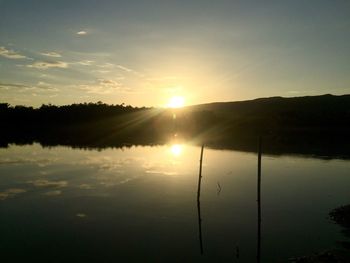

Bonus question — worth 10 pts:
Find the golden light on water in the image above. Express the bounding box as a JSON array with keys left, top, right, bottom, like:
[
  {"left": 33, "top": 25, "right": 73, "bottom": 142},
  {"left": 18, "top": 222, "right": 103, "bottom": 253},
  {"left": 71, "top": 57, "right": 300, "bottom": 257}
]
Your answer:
[
  {"left": 167, "top": 96, "right": 185, "bottom": 108},
  {"left": 170, "top": 144, "right": 183, "bottom": 156}
]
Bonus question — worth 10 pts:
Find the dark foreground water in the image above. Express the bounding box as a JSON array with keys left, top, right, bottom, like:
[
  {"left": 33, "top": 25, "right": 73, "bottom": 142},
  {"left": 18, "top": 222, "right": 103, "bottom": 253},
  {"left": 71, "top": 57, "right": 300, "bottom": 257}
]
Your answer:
[{"left": 0, "top": 143, "right": 349, "bottom": 262}]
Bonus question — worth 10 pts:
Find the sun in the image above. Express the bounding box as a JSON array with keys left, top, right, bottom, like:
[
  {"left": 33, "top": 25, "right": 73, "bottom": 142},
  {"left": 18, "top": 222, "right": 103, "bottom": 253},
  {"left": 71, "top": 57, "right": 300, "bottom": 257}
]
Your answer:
[{"left": 167, "top": 96, "right": 185, "bottom": 108}]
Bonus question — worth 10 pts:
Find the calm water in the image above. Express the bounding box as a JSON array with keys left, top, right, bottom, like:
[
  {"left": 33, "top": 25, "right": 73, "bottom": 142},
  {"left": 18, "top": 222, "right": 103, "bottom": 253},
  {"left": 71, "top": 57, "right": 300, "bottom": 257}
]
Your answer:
[{"left": 0, "top": 143, "right": 349, "bottom": 262}]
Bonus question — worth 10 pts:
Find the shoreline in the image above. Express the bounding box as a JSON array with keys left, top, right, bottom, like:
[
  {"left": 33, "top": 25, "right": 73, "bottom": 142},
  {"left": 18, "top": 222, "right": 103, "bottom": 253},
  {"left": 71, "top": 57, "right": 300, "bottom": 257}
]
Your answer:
[{"left": 289, "top": 205, "right": 350, "bottom": 262}]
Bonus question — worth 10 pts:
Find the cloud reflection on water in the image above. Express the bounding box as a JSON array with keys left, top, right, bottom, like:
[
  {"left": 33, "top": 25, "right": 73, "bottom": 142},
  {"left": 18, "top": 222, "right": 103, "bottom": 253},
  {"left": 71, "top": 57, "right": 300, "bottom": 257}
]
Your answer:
[
  {"left": 0, "top": 188, "right": 27, "bottom": 200},
  {"left": 28, "top": 179, "right": 68, "bottom": 188},
  {"left": 0, "top": 143, "right": 196, "bottom": 201}
]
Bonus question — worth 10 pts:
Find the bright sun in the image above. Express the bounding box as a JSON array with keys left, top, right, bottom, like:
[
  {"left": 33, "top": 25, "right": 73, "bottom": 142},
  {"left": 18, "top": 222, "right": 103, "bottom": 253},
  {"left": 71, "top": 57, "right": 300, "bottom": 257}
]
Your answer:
[{"left": 167, "top": 96, "right": 185, "bottom": 108}]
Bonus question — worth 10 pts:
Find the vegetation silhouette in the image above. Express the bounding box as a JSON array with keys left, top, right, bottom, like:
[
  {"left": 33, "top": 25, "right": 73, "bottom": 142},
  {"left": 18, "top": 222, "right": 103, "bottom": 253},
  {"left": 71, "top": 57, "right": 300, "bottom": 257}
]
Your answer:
[{"left": 1, "top": 94, "right": 350, "bottom": 158}]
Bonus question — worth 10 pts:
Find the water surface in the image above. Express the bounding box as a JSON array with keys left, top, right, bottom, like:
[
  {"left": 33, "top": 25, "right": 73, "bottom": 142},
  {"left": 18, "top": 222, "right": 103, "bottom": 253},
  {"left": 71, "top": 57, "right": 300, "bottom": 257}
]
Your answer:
[{"left": 0, "top": 143, "right": 349, "bottom": 262}]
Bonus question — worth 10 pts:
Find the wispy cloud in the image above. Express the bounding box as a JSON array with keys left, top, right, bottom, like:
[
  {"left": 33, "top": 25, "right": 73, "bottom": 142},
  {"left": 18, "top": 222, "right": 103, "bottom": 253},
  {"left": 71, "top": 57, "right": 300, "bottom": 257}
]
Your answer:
[
  {"left": 0, "top": 82, "right": 31, "bottom": 90},
  {"left": 37, "top": 81, "right": 50, "bottom": 87},
  {"left": 99, "top": 79, "right": 120, "bottom": 86},
  {"left": 75, "top": 60, "right": 94, "bottom": 66},
  {"left": 79, "top": 85, "right": 111, "bottom": 95},
  {"left": 77, "top": 31, "right": 87, "bottom": 35},
  {"left": 117, "top": 64, "right": 144, "bottom": 77},
  {"left": 27, "top": 61, "right": 68, "bottom": 69},
  {"left": 0, "top": 46, "right": 27, "bottom": 59},
  {"left": 91, "top": 69, "right": 111, "bottom": 74},
  {"left": 79, "top": 79, "right": 123, "bottom": 94},
  {"left": 117, "top": 65, "right": 133, "bottom": 72},
  {"left": 37, "top": 81, "right": 59, "bottom": 91},
  {"left": 98, "top": 63, "right": 115, "bottom": 69},
  {"left": 0, "top": 81, "right": 58, "bottom": 92},
  {"left": 40, "top": 51, "right": 62, "bottom": 58}
]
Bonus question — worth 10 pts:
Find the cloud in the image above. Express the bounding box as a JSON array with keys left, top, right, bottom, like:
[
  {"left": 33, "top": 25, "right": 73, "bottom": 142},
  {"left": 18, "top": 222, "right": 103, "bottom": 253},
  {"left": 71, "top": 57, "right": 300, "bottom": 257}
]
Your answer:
[
  {"left": 76, "top": 60, "right": 94, "bottom": 66},
  {"left": 0, "top": 46, "right": 27, "bottom": 59},
  {"left": 37, "top": 81, "right": 49, "bottom": 87},
  {"left": 0, "top": 82, "right": 30, "bottom": 90},
  {"left": 117, "top": 64, "right": 144, "bottom": 77},
  {"left": 27, "top": 61, "right": 68, "bottom": 69},
  {"left": 77, "top": 31, "right": 87, "bottom": 35},
  {"left": 36, "top": 81, "right": 59, "bottom": 91},
  {"left": 0, "top": 188, "right": 26, "bottom": 200},
  {"left": 91, "top": 69, "right": 111, "bottom": 74},
  {"left": 40, "top": 51, "right": 62, "bottom": 58},
  {"left": 99, "top": 79, "right": 120, "bottom": 86},
  {"left": 117, "top": 65, "right": 133, "bottom": 72},
  {"left": 80, "top": 85, "right": 115, "bottom": 95},
  {"left": 0, "top": 81, "right": 58, "bottom": 92},
  {"left": 97, "top": 63, "right": 141, "bottom": 76},
  {"left": 79, "top": 79, "right": 122, "bottom": 94},
  {"left": 98, "top": 63, "right": 115, "bottom": 69}
]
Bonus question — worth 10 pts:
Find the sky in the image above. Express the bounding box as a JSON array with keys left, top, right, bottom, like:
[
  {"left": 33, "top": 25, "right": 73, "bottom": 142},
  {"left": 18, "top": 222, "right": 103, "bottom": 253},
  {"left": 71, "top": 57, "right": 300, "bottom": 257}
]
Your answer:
[{"left": 0, "top": 0, "right": 349, "bottom": 107}]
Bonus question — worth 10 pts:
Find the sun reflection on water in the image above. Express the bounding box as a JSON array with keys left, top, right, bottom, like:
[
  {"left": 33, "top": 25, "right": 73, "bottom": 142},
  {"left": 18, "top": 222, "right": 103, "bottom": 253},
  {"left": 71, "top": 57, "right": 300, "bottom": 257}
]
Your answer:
[{"left": 170, "top": 144, "right": 183, "bottom": 157}]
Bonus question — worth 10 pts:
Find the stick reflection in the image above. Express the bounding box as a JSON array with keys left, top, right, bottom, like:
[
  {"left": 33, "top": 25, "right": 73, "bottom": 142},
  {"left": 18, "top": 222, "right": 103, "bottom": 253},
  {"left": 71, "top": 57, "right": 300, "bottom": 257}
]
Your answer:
[
  {"left": 257, "top": 137, "right": 262, "bottom": 263},
  {"left": 197, "top": 145, "right": 204, "bottom": 255}
]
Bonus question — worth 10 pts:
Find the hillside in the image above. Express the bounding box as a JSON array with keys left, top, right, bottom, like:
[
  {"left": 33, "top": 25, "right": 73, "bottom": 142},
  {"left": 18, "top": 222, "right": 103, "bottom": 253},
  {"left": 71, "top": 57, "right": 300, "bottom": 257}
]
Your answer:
[
  {"left": 182, "top": 93, "right": 350, "bottom": 136},
  {"left": 1, "top": 94, "right": 350, "bottom": 157},
  {"left": 188, "top": 94, "right": 350, "bottom": 129}
]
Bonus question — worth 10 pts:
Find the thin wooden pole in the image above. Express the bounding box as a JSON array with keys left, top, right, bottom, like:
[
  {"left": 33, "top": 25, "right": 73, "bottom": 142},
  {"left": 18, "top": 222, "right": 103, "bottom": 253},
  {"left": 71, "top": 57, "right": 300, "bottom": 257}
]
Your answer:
[
  {"left": 197, "top": 145, "right": 204, "bottom": 201},
  {"left": 257, "top": 137, "right": 262, "bottom": 263},
  {"left": 197, "top": 144, "right": 204, "bottom": 255}
]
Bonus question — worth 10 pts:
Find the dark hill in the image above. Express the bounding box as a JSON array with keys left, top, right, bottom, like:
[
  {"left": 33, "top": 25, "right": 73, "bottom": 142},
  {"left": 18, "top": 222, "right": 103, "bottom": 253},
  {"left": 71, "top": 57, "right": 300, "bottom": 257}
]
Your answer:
[
  {"left": 177, "top": 94, "right": 350, "bottom": 156},
  {"left": 184, "top": 94, "right": 350, "bottom": 134},
  {"left": 188, "top": 94, "right": 350, "bottom": 127},
  {"left": 1, "top": 94, "right": 350, "bottom": 158}
]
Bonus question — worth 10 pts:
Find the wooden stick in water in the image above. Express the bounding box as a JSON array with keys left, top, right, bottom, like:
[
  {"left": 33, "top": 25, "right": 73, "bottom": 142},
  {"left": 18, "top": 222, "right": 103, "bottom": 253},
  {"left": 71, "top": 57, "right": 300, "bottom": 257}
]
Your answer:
[{"left": 197, "top": 145, "right": 204, "bottom": 200}]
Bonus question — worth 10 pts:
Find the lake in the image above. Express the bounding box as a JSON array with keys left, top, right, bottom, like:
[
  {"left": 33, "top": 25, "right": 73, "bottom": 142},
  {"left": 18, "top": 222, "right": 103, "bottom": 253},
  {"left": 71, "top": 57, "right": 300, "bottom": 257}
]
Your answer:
[{"left": 0, "top": 143, "right": 349, "bottom": 262}]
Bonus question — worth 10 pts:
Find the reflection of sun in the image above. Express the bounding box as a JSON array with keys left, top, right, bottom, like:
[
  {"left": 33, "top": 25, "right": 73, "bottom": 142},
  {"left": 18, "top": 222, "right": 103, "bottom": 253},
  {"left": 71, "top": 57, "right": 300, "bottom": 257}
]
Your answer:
[
  {"left": 170, "top": 144, "right": 182, "bottom": 156},
  {"left": 167, "top": 96, "right": 185, "bottom": 108}
]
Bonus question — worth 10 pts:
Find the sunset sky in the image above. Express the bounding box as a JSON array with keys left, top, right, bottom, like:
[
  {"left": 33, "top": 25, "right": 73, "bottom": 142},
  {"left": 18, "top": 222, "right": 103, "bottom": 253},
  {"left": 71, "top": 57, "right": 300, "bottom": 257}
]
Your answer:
[{"left": 0, "top": 0, "right": 349, "bottom": 107}]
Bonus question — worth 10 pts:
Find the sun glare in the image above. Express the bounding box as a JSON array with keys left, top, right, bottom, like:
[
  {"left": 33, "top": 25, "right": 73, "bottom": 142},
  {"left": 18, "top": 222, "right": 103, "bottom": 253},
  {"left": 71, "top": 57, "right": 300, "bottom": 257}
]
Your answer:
[
  {"left": 167, "top": 96, "right": 185, "bottom": 108},
  {"left": 170, "top": 144, "right": 183, "bottom": 156}
]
